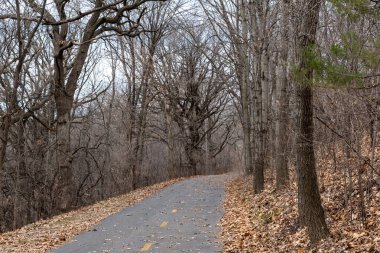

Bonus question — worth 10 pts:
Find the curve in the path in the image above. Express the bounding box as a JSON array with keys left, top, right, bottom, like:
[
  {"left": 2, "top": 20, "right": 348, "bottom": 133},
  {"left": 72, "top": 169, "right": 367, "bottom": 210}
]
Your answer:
[{"left": 52, "top": 174, "right": 228, "bottom": 253}]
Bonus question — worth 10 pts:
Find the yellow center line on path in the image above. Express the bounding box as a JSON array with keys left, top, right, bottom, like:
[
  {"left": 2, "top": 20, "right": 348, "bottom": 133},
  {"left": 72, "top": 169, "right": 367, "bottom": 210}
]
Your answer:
[
  {"left": 160, "top": 221, "right": 169, "bottom": 228},
  {"left": 140, "top": 242, "right": 153, "bottom": 252},
  {"left": 171, "top": 209, "right": 177, "bottom": 213}
]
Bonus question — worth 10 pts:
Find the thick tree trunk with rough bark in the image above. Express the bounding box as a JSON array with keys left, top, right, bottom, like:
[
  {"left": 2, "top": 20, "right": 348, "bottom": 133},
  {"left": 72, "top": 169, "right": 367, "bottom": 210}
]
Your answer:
[
  {"left": 249, "top": 0, "right": 268, "bottom": 194},
  {"left": 295, "top": 0, "right": 329, "bottom": 244},
  {"left": 185, "top": 144, "right": 202, "bottom": 176},
  {"left": 296, "top": 85, "right": 329, "bottom": 244},
  {"left": 51, "top": 4, "right": 100, "bottom": 211},
  {"left": 53, "top": 47, "right": 90, "bottom": 211},
  {"left": 54, "top": 94, "right": 74, "bottom": 212},
  {"left": 52, "top": 38, "right": 75, "bottom": 212}
]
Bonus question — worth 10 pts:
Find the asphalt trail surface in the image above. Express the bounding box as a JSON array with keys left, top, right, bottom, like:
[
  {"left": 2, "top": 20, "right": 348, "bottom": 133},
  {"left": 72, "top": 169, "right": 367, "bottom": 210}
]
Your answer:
[{"left": 52, "top": 175, "right": 228, "bottom": 253}]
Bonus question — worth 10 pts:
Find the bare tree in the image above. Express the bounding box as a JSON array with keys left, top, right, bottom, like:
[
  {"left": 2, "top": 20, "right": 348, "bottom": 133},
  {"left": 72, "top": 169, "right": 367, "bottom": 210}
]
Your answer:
[
  {"left": 200, "top": 0, "right": 254, "bottom": 175},
  {"left": 155, "top": 24, "right": 232, "bottom": 175},
  {"left": 3, "top": 0, "right": 167, "bottom": 212}
]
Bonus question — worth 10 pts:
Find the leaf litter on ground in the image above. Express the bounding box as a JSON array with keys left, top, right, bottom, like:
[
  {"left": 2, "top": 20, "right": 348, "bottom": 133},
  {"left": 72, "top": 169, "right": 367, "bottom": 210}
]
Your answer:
[
  {"left": 0, "top": 177, "right": 185, "bottom": 253},
  {"left": 221, "top": 148, "right": 380, "bottom": 252}
]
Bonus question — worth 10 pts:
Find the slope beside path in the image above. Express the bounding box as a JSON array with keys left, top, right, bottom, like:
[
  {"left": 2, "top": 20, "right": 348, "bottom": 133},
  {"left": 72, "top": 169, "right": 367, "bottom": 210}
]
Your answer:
[{"left": 52, "top": 175, "right": 229, "bottom": 253}]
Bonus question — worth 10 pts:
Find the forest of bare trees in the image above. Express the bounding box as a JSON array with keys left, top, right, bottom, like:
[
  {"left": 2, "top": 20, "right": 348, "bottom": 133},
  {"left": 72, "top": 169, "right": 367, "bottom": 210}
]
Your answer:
[{"left": 0, "top": 0, "right": 379, "bottom": 247}]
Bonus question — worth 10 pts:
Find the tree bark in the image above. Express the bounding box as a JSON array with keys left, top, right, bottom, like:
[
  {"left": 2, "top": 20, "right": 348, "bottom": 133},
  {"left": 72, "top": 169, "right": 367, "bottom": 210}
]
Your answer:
[
  {"left": 0, "top": 116, "right": 12, "bottom": 232},
  {"left": 295, "top": 0, "right": 329, "bottom": 244},
  {"left": 240, "top": 0, "right": 253, "bottom": 175},
  {"left": 54, "top": 95, "right": 74, "bottom": 212},
  {"left": 249, "top": 0, "right": 268, "bottom": 194},
  {"left": 166, "top": 110, "right": 177, "bottom": 179},
  {"left": 13, "top": 119, "right": 30, "bottom": 229},
  {"left": 276, "top": 0, "right": 291, "bottom": 190},
  {"left": 51, "top": 3, "right": 101, "bottom": 211},
  {"left": 52, "top": 38, "right": 75, "bottom": 212},
  {"left": 253, "top": 53, "right": 265, "bottom": 193},
  {"left": 131, "top": 42, "right": 156, "bottom": 190}
]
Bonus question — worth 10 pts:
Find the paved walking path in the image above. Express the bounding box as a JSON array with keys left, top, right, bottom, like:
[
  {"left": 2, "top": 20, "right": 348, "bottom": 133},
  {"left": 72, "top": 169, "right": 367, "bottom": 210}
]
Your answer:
[{"left": 52, "top": 175, "right": 228, "bottom": 253}]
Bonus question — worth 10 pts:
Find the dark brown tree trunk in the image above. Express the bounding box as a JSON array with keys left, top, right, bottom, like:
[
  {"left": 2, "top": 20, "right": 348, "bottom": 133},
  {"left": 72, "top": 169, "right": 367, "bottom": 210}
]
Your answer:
[
  {"left": 296, "top": 85, "right": 329, "bottom": 244},
  {"left": 295, "top": 0, "right": 329, "bottom": 244}
]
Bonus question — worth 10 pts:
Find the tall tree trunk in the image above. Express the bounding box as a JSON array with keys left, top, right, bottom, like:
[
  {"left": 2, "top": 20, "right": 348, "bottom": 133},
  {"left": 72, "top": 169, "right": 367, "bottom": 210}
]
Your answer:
[
  {"left": 13, "top": 119, "right": 30, "bottom": 229},
  {"left": 370, "top": 105, "right": 378, "bottom": 182},
  {"left": 0, "top": 118, "right": 11, "bottom": 174},
  {"left": 131, "top": 84, "right": 147, "bottom": 190},
  {"left": 205, "top": 117, "right": 215, "bottom": 175},
  {"left": 102, "top": 58, "right": 117, "bottom": 198},
  {"left": 295, "top": 0, "right": 329, "bottom": 244},
  {"left": 276, "top": 0, "right": 291, "bottom": 190},
  {"left": 253, "top": 52, "right": 265, "bottom": 194},
  {"left": 52, "top": 30, "right": 75, "bottom": 212},
  {"left": 0, "top": 116, "right": 12, "bottom": 232},
  {"left": 249, "top": 0, "right": 267, "bottom": 194},
  {"left": 0, "top": 117, "right": 11, "bottom": 195},
  {"left": 54, "top": 93, "right": 74, "bottom": 212},
  {"left": 240, "top": 0, "right": 253, "bottom": 175},
  {"left": 50, "top": 2, "right": 100, "bottom": 211},
  {"left": 185, "top": 106, "right": 202, "bottom": 176},
  {"left": 166, "top": 110, "right": 177, "bottom": 179},
  {"left": 131, "top": 45, "right": 155, "bottom": 189},
  {"left": 0, "top": 0, "right": 33, "bottom": 226}
]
